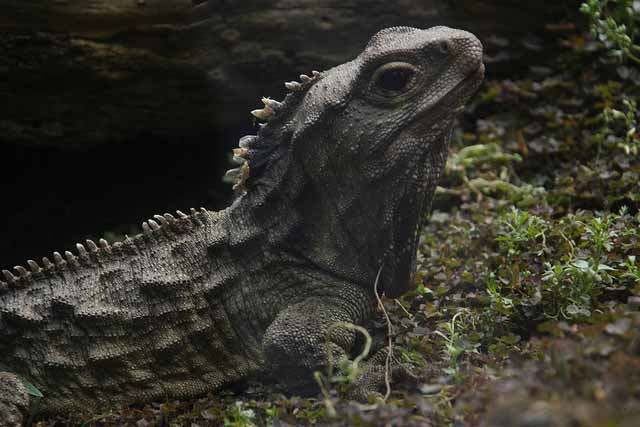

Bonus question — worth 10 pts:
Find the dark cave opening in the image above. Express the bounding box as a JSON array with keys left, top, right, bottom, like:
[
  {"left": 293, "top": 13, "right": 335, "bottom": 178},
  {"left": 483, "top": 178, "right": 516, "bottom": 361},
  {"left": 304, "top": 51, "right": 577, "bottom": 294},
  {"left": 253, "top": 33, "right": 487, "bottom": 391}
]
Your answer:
[{"left": 0, "top": 130, "right": 244, "bottom": 270}]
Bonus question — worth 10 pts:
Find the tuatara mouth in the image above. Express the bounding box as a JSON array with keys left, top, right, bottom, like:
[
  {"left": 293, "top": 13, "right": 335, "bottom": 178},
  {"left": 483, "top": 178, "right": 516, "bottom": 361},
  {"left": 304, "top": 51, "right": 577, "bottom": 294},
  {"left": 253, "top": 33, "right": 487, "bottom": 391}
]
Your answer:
[
  {"left": 449, "top": 62, "right": 485, "bottom": 113},
  {"left": 456, "top": 62, "right": 484, "bottom": 113},
  {"left": 409, "top": 61, "right": 485, "bottom": 134},
  {"left": 463, "top": 62, "right": 485, "bottom": 90}
]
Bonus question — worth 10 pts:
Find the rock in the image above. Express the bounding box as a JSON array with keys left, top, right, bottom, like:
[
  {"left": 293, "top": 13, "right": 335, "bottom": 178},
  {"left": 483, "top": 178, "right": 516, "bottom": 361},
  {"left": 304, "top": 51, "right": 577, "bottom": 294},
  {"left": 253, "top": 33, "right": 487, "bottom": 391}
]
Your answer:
[{"left": 0, "top": 0, "right": 578, "bottom": 147}]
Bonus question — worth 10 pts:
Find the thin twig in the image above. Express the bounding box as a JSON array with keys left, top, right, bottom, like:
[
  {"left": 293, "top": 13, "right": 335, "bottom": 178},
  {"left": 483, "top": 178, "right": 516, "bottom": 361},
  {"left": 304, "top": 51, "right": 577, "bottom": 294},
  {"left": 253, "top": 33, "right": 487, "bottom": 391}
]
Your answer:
[
  {"left": 325, "top": 322, "right": 372, "bottom": 383},
  {"left": 394, "top": 298, "right": 413, "bottom": 318},
  {"left": 373, "top": 264, "right": 392, "bottom": 402},
  {"left": 314, "top": 371, "right": 337, "bottom": 417},
  {"left": 626, "top": 50, "right": 640, "bottom": 65},
  {"left": 315, "top": 321, "right": 373, "bottom": 416},
  {"left": 559, "top": 230, "right": 575, "bottom": 258}
]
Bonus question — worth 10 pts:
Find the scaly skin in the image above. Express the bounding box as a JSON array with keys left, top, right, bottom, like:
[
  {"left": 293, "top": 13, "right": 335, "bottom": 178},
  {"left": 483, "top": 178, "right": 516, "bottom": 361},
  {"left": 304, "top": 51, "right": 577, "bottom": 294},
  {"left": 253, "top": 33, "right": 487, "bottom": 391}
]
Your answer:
[{"left": 0, "top": 26, "right": 483, "bottom": 425}]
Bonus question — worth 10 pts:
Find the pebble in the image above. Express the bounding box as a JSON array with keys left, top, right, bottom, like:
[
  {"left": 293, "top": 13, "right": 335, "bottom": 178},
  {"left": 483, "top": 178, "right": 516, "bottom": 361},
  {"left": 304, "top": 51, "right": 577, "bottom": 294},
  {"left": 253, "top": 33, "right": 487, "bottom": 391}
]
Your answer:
[{"left": 627, "top": 296, "right": 640, "bottom": 308}]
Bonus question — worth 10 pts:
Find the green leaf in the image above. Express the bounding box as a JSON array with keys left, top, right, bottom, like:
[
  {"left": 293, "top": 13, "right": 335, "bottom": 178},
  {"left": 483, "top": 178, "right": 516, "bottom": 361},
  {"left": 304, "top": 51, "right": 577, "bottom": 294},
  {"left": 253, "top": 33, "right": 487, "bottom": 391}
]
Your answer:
[
  {"left": 572, "top": 259, "right": 590, "bottom": 270},
  {"left": 19, "top": 377, "right": 43, "bottom": 398},
  {"left": 597, "top": 263, "right": 615, "bottom": 271}
]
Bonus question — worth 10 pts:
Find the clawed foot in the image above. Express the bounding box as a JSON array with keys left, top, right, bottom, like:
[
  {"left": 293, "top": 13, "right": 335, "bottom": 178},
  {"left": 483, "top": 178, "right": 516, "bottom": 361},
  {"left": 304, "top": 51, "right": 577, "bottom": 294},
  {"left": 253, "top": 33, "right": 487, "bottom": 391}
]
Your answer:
[{"left": 341, "top": 348, "right": 418, "bottom": 402}]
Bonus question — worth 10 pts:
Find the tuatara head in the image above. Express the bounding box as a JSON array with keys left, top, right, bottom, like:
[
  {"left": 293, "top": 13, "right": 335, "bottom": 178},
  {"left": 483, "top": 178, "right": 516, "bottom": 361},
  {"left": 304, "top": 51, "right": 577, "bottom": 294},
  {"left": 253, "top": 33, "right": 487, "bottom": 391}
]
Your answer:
[{"left": 230, "top": 26, "right": 484, "bottom": 297}]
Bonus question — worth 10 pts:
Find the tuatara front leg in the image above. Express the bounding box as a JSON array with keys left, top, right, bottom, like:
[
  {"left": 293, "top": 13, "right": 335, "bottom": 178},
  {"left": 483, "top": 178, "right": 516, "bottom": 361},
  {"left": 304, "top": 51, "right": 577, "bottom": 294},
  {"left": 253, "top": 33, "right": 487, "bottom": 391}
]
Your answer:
[
  {"left": 0, "top": 372, "right": 30, "bottom": 427},
  {"left": 263, "top": 298, "right": 357, "bottom": 393},
  {"left": 262, "top": 282, "right": 388, "bottom": 398}
]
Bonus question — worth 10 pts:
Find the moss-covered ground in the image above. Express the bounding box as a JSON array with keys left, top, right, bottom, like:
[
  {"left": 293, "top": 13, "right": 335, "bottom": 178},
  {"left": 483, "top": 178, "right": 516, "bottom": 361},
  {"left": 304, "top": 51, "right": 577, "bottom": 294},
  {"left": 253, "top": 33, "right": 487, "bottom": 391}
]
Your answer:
[{"left": 35, "top": 13, "right": 640, "bottom": 427}]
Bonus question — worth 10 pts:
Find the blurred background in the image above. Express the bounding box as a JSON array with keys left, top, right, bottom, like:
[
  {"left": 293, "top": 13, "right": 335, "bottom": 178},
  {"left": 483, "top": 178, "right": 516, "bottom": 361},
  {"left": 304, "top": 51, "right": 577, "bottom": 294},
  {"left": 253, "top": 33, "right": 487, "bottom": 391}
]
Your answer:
[{"left": 0, "top": 0, "right": 579, "bottom": 267}]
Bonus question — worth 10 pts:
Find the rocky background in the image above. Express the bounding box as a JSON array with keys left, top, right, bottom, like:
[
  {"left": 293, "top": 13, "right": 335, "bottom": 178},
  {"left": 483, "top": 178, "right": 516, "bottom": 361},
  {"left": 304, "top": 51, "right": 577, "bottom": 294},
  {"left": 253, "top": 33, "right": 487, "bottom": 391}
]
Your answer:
[{"left": 0, "top": 0, "right": 578, "bottom": 268}]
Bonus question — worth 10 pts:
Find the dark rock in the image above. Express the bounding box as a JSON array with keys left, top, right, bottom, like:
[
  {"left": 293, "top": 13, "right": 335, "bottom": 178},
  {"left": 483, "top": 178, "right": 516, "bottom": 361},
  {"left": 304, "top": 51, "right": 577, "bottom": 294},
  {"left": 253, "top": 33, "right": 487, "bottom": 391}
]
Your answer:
[{"left": 0, "top": 0, "right": 580, "bottom": 147}]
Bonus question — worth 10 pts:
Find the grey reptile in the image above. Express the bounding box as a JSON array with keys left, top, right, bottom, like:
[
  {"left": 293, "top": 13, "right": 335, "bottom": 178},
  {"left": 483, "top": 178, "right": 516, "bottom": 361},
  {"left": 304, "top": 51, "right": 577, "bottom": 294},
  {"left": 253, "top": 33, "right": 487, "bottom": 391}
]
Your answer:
[{"left": 0, "top": 26, "right": 484, "bottom": 425}]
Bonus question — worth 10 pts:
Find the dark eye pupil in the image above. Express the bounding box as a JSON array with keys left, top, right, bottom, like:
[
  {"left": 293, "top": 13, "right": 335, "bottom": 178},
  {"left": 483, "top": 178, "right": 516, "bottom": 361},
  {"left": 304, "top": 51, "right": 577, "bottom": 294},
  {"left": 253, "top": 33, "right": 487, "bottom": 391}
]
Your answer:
[{"left": 377, "top": 68, "right": 413, "bottom": 91}]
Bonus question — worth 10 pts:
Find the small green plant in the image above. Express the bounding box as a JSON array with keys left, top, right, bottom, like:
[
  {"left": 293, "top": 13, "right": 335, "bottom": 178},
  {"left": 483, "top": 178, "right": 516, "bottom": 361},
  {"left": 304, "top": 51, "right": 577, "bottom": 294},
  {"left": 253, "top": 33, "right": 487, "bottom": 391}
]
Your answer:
[
  {"left": 578, "top": 214, "right": 618, "bottom": 259},
  {"left": 592, "top": 94, "right": 639, "bottom": 155},
  {"left": 580, "top": 1, "right": 640, "bottom": 155},
  {"left": 434, "top": 311, "right": 480, "bottom": 378},
  {"left": 613, "top": 97, "right": 637, "bottom": 154},
  {"left": 488, "top": 333, "right": 522, "bottom": 359},
  {"left": 486, "top": 273, "right": 515, "bottom": 317},
  {"left": 621, "top": 255, "right": 640, "bottom": 283},
  {"left": 496, "top": 207, "right": 549, "bottom": 257},
  {"left": 467, "top": 178, "right": 547, "bottom": 208},
  {"left": 447, "top": 143, "right": 522, "bottom": 172},
  {"left": 480, "top": 209, "right": 635, "bottom": 324},
  {"left": 264, "top": 406, "right": 279, "bottom": 427},
  {"left": 542, "top": 258, "right": 615, "bottom": 319},
  {"left": 396, "top": 345, "right": 427, "bottom": 368},
  {"left": 581, "top": 0, "right": 640, "bottom": 64},
  {"left": 223, "top": 401, "right": 256, "bottom": 427}
]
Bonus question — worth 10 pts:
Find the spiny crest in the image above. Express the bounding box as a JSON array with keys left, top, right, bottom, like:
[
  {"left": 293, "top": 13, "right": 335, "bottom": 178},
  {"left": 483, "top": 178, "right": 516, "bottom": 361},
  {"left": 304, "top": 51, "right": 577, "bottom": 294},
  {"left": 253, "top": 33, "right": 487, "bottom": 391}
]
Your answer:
[
  {"left": 283, "top": 70, "right": 321, "bottom": 92},
  {"left": 225, "top": 70, "right": 324, "bottom": 193},
  {"left": 225, "top": 161, "right": 250, "bottom": 193},
  {"left": 250, "top": 97, "right": 282, "bottom": 121},
  {"left": 0, "top": 208, "right": 212, "bottom": 293}
]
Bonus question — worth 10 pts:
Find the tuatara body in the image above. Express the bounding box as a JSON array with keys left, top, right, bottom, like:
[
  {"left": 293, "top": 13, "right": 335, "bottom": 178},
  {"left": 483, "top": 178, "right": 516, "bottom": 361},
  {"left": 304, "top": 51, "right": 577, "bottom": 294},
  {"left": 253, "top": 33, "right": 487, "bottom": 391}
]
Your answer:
[{"left": 0, "top": 26, "right": 484, "bottom": 425}]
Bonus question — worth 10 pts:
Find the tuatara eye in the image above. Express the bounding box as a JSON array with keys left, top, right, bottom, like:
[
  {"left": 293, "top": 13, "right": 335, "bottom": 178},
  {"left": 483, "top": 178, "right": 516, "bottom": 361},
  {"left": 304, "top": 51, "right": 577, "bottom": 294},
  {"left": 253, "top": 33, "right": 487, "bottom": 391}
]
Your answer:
[{"left": 373, "top": 62, "right": 417, "bottom": 93}]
